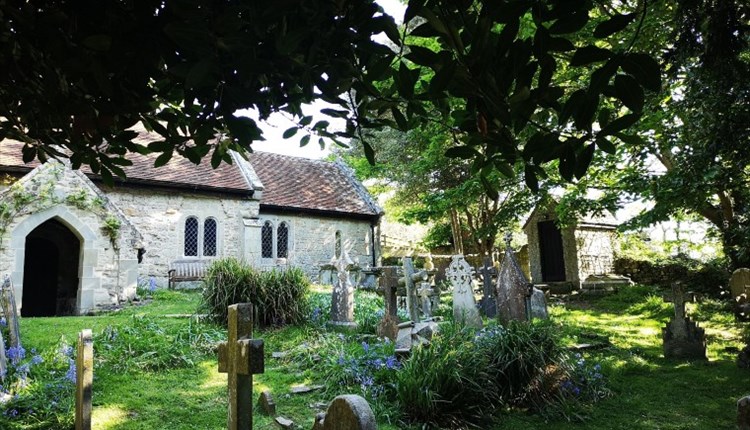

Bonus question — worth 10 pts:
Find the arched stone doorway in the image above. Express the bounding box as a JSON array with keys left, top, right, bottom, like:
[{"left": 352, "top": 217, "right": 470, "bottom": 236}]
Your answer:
[{"left": 21, "top": 219, "right": 81, "bottom": 316}]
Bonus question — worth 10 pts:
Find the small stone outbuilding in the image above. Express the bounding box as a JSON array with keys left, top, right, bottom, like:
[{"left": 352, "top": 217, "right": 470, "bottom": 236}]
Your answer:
[{"left": 524, "top": 200, "right": 624, "bottom": 291}]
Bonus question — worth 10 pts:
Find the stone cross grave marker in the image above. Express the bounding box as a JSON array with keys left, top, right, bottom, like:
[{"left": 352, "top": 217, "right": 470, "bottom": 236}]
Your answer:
[
  {"left": 496, "top": 236, "right": 534, "bottom": 325},
  {"left": 477, "top": 256, "right": 498, "bottom": 318},
  {"left": 376, "top": 266, "right": 400, "bottom": 341},
  {"left": 1, "top": 275, "right": 21, "bottom": 348},
  {"left": 75, "top": 329, "right": 93, "bottom": 430},
  {"left": 662, "top": 282, "right": 706, "bottom": 361},
  {"left": 331, "top": 249, "right": 357, "bottom": 329},
  {"left": 218, "top": 303, "right": 265, "bottom": 430},
  {"left": 402, "top": 257, "right": 421, "bottom": 323},
  {"left": 312, "top": 394, "right": 378, "bottom": 430},
  {"left": 445, "top": 255, "right": 483, "bottom": 328},
  {"left": 417, "top": 282, "right": 434, "bottom": 318}
]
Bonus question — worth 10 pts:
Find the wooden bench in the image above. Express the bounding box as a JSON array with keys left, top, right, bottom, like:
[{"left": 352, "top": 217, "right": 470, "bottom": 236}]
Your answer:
[{"left": 168, "top": 259, "right": 210, "bottom": 289}]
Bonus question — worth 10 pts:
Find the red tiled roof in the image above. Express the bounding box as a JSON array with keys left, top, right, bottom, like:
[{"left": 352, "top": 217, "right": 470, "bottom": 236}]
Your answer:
[
  {"left": 249, "top": 151, "right": 380, "bottom": 218},
  {"left": 0, "top": 137, "right": 253, "bottom": 195}
]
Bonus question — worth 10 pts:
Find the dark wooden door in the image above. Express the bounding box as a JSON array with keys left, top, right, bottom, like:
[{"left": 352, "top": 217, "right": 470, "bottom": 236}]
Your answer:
[{"left": 537, "top": 221, "right": 566, "bottom": 282}]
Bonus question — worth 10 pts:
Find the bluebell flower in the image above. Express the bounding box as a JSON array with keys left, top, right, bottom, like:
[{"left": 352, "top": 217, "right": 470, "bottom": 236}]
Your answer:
[
  {"left": 361, "top": 341, "right": 369, "bottom": 353},
  {"left": 385, "top": 356, "right": 399, "bottom": 370},
  {"left": 0, "top": 317, "right": 6, "bottom": 327},
  {"left": 60, "top": 344, "right": 73, "bottom": 358},
  {"left": 7, "top": 346, "right": 25, "bottom": 364},
  {"left": 373, "top": 358, "right": 383, "bottom": 368},
  {"left": 65, "top": 359, "right": 76, "bottom": 383},
  {"left": 337, "top": 355, "right": 345, "bottom": 365},
  {"left": 31, "top": 355, "right": 43, "bottom": 365}
]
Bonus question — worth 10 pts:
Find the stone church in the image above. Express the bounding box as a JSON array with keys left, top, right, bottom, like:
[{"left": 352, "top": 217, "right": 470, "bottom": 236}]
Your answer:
[{"left": 0, "top": 131, "right": 382, "bottom": 316}]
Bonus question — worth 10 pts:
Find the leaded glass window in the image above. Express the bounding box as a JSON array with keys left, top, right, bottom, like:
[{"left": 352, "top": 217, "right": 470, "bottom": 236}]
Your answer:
[
  {"left": 184, "top": 217, "right": 199, "bottom": 256},
  {"left": 204, "top": 218, "right": 217, "bottom": 257},
  {"left": 261, "top": 221, "right": 273, "bottom": 258},
  {"left": 277, "top": 222, "right": 289, "bottom": 259}
]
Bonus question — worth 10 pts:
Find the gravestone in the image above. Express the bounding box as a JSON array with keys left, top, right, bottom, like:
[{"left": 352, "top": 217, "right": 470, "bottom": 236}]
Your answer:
[
  {"left": 258, "top": 390, "right": 276, "bottom": 415},
  {"left": 217, "top": 303, "right": 265, "bottom": 430},
  {"left": 330, "top": 249, "right": 357, "bottom": 329},
  {"left": 75, "top": 329, "right": 93, "bottom": 430},
  {"left": 739, "top": 396, "right": 750, "bottom": 430},
  {"left": 417, "top": 282, "right": 435, "bottom": 317},
  {"left": 496, "top": 235, "right": 535, "bottom": 324},
  {"left": 312, "top": 394, "right": 378, "bottom": 430},
  {"left": 402, "top": 257, "right": 421, "bottom": 323},
  {"left": 730, "top": 268, "right": 750, "bottom": 319},
  {"left": 477, "top": 256, "right": 498, "bottom": 318},
  {"left": 529, "top": 287, "right": 549, "bottom": 319},
  {"left": 0, "top": 275, "right": 21, "bottom": 348},
  {"left": 376, "top": 266, "right": 400, "bottom": 340},
  {"left": 445, "top": 255, "right": 482, "bottom": 328},
  {"left": 662, "top": 283, "right": 707, "bottom": 361},
  {"left": 0, "top": 329, "right": 5, "bottom": 382}
]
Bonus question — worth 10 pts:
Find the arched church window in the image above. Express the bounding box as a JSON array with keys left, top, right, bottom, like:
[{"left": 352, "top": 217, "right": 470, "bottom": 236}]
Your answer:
[
  {"left": 203, "top": 218, "right": 217, "bottom": 257},
  {"left": 335, "top": 230, "right": 342, "bottom": 258},
  {"left": 277, "top": 222, "right": 289, "bottom": 259},
  {"left": 261, "top": 221, "right": 273, "bottom": 258},
  {"left": 184, "top": 217, "right": 199, "bottom": 256}
]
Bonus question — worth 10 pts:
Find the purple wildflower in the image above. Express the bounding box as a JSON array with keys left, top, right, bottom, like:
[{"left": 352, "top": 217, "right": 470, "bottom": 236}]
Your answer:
[
  {"left": 7, "top": 346, "right": 25, "bottom": 364},
  {"left": 65, "top": 359, "right": 76, "bottom": 383},
  {"left": 31, "top": 355, "right": 43, "bottom": 365},
  {"left": 385, "top": 356, "right": 399, "bottom": 370}
]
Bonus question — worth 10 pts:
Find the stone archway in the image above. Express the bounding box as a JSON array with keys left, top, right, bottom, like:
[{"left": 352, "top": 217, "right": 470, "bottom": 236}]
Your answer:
[
  {"left": 10, "top": 206, "right": 100, "bottom": 315},
  {"left": 21, "top": 219, "right": 81, "bottom": 316}
]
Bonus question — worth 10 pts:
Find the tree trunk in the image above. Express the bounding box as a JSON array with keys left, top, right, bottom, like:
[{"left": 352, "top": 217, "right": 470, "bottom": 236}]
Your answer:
[{"left": 450, "top": 209, "right": 464, "bottom": 255}]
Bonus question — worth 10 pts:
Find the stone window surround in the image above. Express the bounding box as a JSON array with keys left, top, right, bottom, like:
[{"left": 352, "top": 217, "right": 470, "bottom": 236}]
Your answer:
[
  {"left": 181, "top": 215, "right": 221, "bottom": 259},
  {"left": 259, "top": 217, "right": 292, "bottom": 263}
]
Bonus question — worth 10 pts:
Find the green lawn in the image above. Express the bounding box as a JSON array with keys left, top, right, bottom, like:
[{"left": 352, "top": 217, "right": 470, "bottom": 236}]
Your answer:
[{"left": 10, "top": 285, "right": 750, "bottom": 429}]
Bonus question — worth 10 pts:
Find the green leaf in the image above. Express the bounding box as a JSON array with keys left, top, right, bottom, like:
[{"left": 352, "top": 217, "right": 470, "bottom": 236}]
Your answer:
[
  {"left": 83, "top": 34, "right": 112, "bottom": 51},
  {"left": 445, "top": 146, "right": 480, "bottom": 159},
  {"left": 283, "top": 127, "right": 298, "bottom": 139},
  {"left": 299, "top": 116, "right": 313, "bottom": 126},
  {"left": 596, "top": 136, "right": 617, "bottom": 154},
  {"left": 560, "top": 89, "right": 587, "bottom": 125},
  {"left": 575, "top": 143, "right": 596, "bottom": 179},
  {"left": 429, "top": 61, "right": 456, "bottom": 96},
  {"left": 100, "top": 167, "right": 114, "bottom": 186},
  {"left": 620, "top": 53, "right": 662, "bottom": 92},
  {"left": 481, "top": 175, "right": 499, "bottom": 201},
  {"left": 559, "top": 147, "right": 576, "bottom": 181},
  {"left": 300, "top": 134, "right": 311, "bottom": 147},
  {"left": 614, "top": 74, "right": 644, "bottom": 112},
  {"left": 391, "top": 107, "right": 408, "bottom": 131},
  {"left": 363, "top": 140, "right": 376, "bottom": 165},
  {"left": 406, "top": 45, "right": 439, "bottom": 67},
  {"left": 494, "top": 160, "right": 515, "bottom": 178},
  {"left": 549, "top": 12, "right": 589, "bottom": 34},
  {"left": 154, "top": 151, "right": 173, "bottom": 168},
  {"left": 570, "top": 46, "right": 612, "bottom": 66},
  {"left": 593, "top": 13, "right": 635, "bottom": 38},
  {"left": 524, "top": 167, "right": 539, "bottom": 192},
  {"left": 320, "top": 109, "right": 350, "bottom": 119},
  {"left": 614, "top": 132, "right": 647, "bottom": 146},
  {"left": 599, "top": 113, "right": 641, "bottom": 136}
]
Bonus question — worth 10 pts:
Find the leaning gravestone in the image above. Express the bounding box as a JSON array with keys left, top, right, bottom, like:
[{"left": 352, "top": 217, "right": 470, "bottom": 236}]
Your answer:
[
  {"left": 312, "top": 395, "right": 378, "bottom": 430},
  {"left": 376, "top": 266, "right": 400, "bottom": 340},
  {"left": 217, "top": 303, "right": 265, "bottom": 430},
  {"left": 730, "top": 268, "right": 750, "bottom": 319},
  {"left": 662, "top": 283, "right": 707, "bottom": 361},
  {"left": 496, "top": 234, "right": 537, "bottom": 324},
  {"left": 529, "top": 287, "right": 549, "bottom": 319},
  {"left": 445, "top": 255, "right": 482, "bottom": 328},
  {"left": 75, "top": 329, "right": 93, "bottom": 430},
  {"left": 0, "top": 275, "right": 21, "bottom": 348},
  {"left": 330, "top": 249, "right": 357, "bottom": 329},
  {"left": 477, "top": 256, "right": 498, "bottom": 318}
]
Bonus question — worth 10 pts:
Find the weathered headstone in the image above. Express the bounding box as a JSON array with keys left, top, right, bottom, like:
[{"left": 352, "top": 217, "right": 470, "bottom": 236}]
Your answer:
[
  {"left": 402, "top": 257, "right": 421, "bottom": 323},
  {"left": 496, "top": 235, "right": 534, "bottom": 324},
  {"left": 258, "top": 390, "right": 276, "bottom": 415},
  {"left": 312, "top": 394, "right": 378, "bottom": 430},
  {"left": 376, "top": 266, "right": 400, "bottom": 341},
  {"left": 477, "top": 256, "right": 498, "bottom": 318},
  {"left": 330, "top": 249, "right": 357, "bottom": 329},
  {"left": 739, "top": 396, "right": 750, "bottom": 430},
  {"left": 417, "top": 282, "right": 434, "bottom": 317},
  {"left": 218, "top": 303, "right": 265, "bottom": 430},
  {"left": 662, "top": 283, "right": 707, "bottom": 361},
  {"left": 75, "top": 329, "right": 93, "bottom": 430},
  {"left": 529, "top": 287, "right": 549, "bottom": 320},
  {"left": 0, "top": 329, "right": 6, "bottom": 382},
  {"left": 445, "top": 255, "right": 482, "bottom": 328},
  {"left": 0, "top": 275, "right": 21, "bottom": 348},
  {"left": 730, "top": 268, "right": 750, "bottom": 319}
]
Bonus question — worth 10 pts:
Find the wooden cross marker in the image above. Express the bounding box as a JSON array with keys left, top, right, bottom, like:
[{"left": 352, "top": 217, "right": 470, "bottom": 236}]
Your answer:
[
  {"left": 75, "top": 329, "right": 93, "bottom": 430},
  {"left": 218, "top": 304, "right": 265, "bottom": 430}
]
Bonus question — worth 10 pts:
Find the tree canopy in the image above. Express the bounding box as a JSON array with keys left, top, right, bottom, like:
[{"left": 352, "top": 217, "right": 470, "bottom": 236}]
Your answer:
[{"left": 0, "top": 0, "right": 659, "bottom": 187}]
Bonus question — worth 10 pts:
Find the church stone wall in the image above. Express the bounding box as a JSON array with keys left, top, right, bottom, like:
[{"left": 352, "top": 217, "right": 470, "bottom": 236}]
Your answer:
[
  {"left": 104, "top": 188, "right": 259, "bottom": 285},
  {"left": 255, "top": 212, "right": 376, "bottom": 280},
  {"left": 574, "top": 227, "right": 616, "bottom": 280}
]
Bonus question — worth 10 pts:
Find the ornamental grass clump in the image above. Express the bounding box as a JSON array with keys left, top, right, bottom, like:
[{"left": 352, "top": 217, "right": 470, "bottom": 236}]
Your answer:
[{"left": 201, "top": 258, "right": 310, "bottom": 327}]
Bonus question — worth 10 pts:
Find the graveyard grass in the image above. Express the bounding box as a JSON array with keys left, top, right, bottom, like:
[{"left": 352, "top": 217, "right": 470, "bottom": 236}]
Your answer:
[{"left": 10, "top": 284, "right": 749, "bottom": 429}]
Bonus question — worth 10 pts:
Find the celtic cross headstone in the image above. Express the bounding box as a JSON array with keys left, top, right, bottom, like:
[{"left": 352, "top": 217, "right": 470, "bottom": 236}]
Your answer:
[{"left": 445, "top": 255, "right": 482, "bottom": 328}]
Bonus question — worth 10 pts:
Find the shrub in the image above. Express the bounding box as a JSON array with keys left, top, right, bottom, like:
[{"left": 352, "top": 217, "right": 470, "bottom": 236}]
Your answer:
[{"left": 200, "top": 258, "right": 310, "bottom": 327}]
